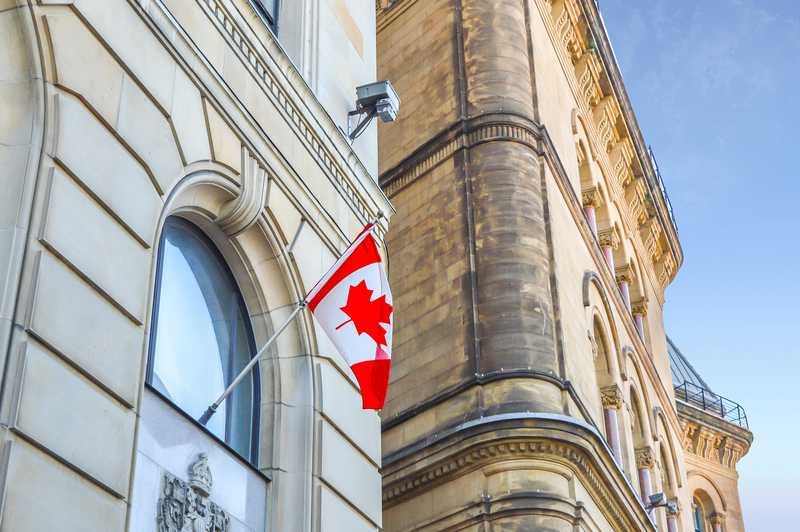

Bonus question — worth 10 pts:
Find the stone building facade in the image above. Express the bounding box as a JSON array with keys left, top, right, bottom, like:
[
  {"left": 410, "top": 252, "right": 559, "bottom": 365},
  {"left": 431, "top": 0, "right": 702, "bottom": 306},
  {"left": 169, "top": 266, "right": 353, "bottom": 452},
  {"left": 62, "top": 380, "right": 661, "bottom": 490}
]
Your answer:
[
  {"left": 375, "top": 0, "right": 751, "bottom": 531},
  {"left": 0, "top": 0, "right": 390, "bottom": 531}
]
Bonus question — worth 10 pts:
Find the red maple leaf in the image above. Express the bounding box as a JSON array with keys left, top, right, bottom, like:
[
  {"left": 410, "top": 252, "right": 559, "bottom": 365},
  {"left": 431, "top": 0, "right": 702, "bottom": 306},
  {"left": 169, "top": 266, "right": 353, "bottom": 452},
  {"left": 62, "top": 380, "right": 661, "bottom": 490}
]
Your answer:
[{"left": 336, "top": 280, "right": 392, "bottom": 346}]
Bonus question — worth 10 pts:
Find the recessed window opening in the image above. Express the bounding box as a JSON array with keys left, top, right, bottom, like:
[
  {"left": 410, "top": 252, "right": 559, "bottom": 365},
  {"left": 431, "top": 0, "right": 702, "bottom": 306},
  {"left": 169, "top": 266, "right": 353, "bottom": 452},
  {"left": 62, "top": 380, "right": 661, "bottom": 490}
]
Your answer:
[
  {"left": 251, "top": 0, "right": 279, "bottom": 32},
  {"left": 148, "top": 217, "right": 259, "bottom": 463},
  {"left": 693, "top": 501, "right": 704, "bottom": 532}
]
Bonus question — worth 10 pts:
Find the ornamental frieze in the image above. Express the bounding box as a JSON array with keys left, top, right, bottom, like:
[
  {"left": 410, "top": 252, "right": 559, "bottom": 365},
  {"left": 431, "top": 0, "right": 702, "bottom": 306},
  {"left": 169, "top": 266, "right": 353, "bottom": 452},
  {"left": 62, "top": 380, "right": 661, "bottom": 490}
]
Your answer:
[{"left": 680, "top": 419, "right": 747, "bottom": 470}]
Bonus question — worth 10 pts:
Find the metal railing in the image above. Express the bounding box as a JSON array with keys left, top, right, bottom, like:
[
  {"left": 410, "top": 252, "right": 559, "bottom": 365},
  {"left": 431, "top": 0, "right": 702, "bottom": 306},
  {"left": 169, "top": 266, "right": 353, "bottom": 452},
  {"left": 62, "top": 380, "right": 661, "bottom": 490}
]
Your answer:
[
  {"left": 647, "top": 146, "right": 678, "bottom": 234},
  {"left": 674, "top": 381, "right": 748, "bottom": 429}
]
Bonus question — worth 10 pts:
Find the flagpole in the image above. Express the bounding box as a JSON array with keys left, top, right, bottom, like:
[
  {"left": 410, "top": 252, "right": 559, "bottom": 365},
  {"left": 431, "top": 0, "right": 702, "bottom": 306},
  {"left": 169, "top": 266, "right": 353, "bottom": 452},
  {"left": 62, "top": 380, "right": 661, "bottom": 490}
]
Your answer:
[
  {"left": 198, "top": 210, "right": 385, "bottom": 427},
  {"left": 198, "top": 301, "right": 307, "bottom": 426}
]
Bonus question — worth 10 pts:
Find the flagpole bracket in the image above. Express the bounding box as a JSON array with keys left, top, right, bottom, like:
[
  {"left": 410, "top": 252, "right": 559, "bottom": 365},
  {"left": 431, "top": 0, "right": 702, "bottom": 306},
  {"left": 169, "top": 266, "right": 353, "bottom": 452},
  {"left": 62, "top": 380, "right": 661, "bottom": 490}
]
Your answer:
[{"left": 198, "top": 404, "right": 217, "bottom": 426}]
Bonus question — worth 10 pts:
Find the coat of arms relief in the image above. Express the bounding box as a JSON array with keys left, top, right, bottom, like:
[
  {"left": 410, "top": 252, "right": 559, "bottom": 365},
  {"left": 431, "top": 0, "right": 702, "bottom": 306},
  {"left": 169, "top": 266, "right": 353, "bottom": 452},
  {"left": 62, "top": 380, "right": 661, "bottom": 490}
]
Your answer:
[{"left": 158, "top": 453, "right": 230, "bottom": 532}]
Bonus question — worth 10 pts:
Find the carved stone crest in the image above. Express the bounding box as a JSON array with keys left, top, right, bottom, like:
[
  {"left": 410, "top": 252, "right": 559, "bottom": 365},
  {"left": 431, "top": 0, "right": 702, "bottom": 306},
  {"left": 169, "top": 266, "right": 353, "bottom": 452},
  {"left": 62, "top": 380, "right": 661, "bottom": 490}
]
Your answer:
[
  {"left": 158, "top": 454, "right": 229, "bottom": 532},
  {"left": 189, "top": 453, "right": 213, "bottom": 497}
]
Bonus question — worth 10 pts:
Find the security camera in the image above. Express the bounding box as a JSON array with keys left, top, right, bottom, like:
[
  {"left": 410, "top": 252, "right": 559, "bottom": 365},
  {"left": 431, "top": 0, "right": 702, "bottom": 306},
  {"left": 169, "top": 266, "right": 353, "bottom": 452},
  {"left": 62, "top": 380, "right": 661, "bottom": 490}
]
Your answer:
[
  {"left": 645, "top": 492, "right": 677, "bottom": 514},
  {"left": 347, "top": 80, "right": 401, "bottom": 141}
]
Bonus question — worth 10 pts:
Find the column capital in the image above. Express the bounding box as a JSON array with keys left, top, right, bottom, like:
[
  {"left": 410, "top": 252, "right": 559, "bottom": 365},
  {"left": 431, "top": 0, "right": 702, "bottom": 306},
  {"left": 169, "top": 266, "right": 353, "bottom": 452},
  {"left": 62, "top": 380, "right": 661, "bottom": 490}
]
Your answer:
[
  {"left": 597, "top": 227, "right": 619, "bottom": 249},
  {"left": 667, "top": 499, "right": 681, "bottom": 518},
  {"left": 710, "top": 512, "right": 725, "bottom": 526},
  {"left": 631, "top": 297, "right": 647, "bottom": 316},
  {"left": 582, "top": 187, "right": 604, "bottom": 209},
  {"left": 635, "top": 446, "right": 655, "bottom": 469},
  {"left": 601, "top": 384, "right": 623, "bottom": 409},
  {"left": 615, "top": 264, "right": 635, "bottom": 285}
]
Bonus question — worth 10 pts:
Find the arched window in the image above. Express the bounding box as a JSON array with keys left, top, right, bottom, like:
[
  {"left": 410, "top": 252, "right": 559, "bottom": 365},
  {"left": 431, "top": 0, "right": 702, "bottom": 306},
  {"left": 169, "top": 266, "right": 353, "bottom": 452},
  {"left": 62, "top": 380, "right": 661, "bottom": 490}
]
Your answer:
[
  {"left": 693, "top": 501, "right": 704, "bottom": 532},
  {"left": 148, "top": 217, "right": 259, "bottom": 463}
]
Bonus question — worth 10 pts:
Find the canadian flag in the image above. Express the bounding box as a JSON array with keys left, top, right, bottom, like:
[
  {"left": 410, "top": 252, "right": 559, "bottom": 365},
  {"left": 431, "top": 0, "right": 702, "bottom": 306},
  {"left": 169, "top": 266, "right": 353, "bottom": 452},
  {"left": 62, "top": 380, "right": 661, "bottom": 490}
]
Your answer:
[{"left": 306, "top": 224, "right": 393, "bottom": 409}]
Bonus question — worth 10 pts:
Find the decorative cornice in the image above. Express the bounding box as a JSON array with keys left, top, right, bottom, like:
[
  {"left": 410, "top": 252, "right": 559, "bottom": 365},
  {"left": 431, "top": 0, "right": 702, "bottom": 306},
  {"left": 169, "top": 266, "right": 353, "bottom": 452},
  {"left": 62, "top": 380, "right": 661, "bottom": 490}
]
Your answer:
[
  {"left": 381, "top": 414, "right": 653, "bottom": 532},
  {"left": 582, "top": 186, "right": 603, "bottom": 209},
  {"left": 615, "top": 264, "right": 634, "bottom": 285},
  {"left": 385, "top": 439, "right": 632, "bottom": 532},
  {"left": 551, "top": 0, "right": 584, "bottom": 62},
  {"left": 710, "top": 512, "right": 726, "bottom": 526},
  {"left": 378, "top": 0, "right": 684, "bottom": 296},
  {"left": 635, "top": 446, "right": 655, "bottom": 470},
  {"left": 578, "top": 0, "right": 682, "bottom": 266},
  {"left": 379, "top": 115, "right": 541, "bottom": 198},
  {"left": 626, "top": 178, "right": 649, "bottom": 228},
  {"left": 597, "top": 227, "right": 619, "bottom": 249},
  {"left": 609, "top": 139, "right": 634, "bottom": 187},
  {"left": 601, "top": 384, "right": 623, "bottom": 410},
  {"left": 575, "top": 52, "right": 603, "bottom": 108},
  {"left": 185, "top": 0, "right": 377, "bottom": 222},
  {"left": 593, "top": 97, "right": 621, "bottom": 152},
  {"left": 678, "top": 401, "right": 752, "bottom": 470},
  {"left": 631, "top": 298, "right": 647, "bottom": 317},
  {"left": 640, "top": 218, "right": 664, "bottom": 264},
  {"left": 655, "top": 253, "right": 675, "bottom": 291}
]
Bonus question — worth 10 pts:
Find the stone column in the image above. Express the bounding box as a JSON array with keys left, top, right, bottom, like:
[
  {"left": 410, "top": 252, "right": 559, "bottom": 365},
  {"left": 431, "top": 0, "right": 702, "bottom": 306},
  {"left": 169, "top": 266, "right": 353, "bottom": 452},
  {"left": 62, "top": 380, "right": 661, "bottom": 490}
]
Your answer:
[
  {"left": 635, "top": 447, "right": 655, "bottom": 518},
  {"left": 601, "top": 385, "right": 624, "bottom": 465},
  {"left": 459, "top": 0, "right": 561, "bottom": 412},
  {"left": 597, "top": 227, "right": 618, "bottom": 272},
  {"left": 710, "top": 512, "right": 725, "bottom": 532},
  {"left": 582, "top": 187, "right": 602, "bottom": 238},
  {"left": 666, "top": 501, "right": 680, "bottom": 532},
  {"left": 631, "top": 298, "right": 647, "bottom": 343},
  {"left": 615, "top": 265, "right": 634, "bottom": 311}
]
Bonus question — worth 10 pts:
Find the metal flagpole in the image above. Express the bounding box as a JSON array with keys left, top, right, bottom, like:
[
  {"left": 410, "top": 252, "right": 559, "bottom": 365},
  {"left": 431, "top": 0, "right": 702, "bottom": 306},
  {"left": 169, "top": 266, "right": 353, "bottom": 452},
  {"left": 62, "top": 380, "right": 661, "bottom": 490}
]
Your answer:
[
  {"left": 197, "top": 211, "right": 385, "bottom": 427},
  {"left": 198, "top": 301, "right": 306, "bottom": 426}
]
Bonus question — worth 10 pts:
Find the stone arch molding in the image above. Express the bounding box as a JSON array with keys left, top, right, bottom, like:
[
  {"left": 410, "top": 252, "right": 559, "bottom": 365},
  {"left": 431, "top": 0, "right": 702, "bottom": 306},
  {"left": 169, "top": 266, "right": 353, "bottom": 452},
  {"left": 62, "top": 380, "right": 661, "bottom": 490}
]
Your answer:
[
  {"left": 624, "top": 350, "right": 654, "bottom": 442},
  {"left": 583, "top": 271, "right": 623, "bottom": 377},
  {"left": 652, "top": 405, "right": 683, "bottom": 488},
  {"left": 688, "top": 471, "right": 727, "bottom": 512},
  {"left": 152, "top": 168, "right": 315, "bottom": 477}
]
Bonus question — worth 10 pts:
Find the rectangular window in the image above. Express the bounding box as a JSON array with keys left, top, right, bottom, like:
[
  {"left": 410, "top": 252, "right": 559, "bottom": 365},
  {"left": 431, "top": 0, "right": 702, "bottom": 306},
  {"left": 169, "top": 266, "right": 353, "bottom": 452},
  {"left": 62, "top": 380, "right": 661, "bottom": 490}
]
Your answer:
[{"left": 252, "top": 0, "right": 278, "bottom": 31}]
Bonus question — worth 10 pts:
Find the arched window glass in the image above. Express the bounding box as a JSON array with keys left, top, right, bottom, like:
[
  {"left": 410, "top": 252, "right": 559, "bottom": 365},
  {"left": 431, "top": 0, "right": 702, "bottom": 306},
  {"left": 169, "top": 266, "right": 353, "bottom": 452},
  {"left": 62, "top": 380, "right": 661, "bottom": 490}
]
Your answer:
[
  {"left": 148, "top": 217, "right": 258, "bottom": 463},
  {"left": 694, "top": 503, "right": 704, "bottom": 532}
]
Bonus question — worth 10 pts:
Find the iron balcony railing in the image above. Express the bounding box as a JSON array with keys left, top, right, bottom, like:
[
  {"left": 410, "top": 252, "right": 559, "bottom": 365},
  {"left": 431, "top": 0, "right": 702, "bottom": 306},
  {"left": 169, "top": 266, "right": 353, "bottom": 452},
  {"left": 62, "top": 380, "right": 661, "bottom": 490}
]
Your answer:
[
  {"left": 674, "top": 381, "right": 748, "bottom": 429},
  {"left": 647, "top": 145, "right": 678, "bottom": 234}
]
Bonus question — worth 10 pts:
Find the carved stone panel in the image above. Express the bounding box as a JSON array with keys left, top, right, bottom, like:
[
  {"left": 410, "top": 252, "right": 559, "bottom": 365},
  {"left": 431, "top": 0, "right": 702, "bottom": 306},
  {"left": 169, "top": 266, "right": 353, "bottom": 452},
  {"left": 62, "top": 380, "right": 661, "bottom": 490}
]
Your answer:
[{"left": 158, "top": 454, "right": 229, "bottom": 532}]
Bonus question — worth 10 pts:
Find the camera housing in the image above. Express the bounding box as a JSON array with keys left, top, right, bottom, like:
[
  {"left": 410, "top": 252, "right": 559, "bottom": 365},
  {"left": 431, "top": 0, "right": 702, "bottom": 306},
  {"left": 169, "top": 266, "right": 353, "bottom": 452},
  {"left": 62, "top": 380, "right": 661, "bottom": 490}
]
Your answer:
[{"left": 347, "top": 80, "right": 401, "bottom": 141}]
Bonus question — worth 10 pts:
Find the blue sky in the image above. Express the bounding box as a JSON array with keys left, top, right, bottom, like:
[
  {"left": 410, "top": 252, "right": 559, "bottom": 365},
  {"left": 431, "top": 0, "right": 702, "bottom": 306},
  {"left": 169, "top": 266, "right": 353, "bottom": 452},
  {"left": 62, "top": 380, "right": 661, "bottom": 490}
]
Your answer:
[{"left": 599, "top": 0, "right": 799, "bottom": 529}]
